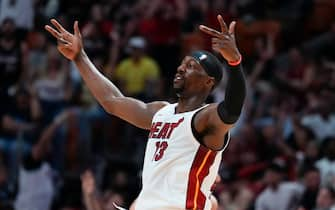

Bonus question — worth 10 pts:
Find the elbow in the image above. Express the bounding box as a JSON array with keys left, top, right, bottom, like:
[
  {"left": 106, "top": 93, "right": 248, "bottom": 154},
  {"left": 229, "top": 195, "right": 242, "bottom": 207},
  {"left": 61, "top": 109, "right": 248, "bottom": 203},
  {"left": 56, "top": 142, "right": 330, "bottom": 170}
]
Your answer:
[
  {"left": 100, "top": 99, "right": 115, "bottom": 115},
  {"left": 99, "top": 95, "right": 122, "bottom": 115}
]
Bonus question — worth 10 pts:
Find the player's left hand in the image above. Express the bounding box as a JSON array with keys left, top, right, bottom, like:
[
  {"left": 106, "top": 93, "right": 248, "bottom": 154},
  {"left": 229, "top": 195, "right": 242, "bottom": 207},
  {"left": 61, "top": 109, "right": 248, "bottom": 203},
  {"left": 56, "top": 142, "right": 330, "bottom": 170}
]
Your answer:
[{"left": 199, "top": 15, "right": 241, "bottom": 63}]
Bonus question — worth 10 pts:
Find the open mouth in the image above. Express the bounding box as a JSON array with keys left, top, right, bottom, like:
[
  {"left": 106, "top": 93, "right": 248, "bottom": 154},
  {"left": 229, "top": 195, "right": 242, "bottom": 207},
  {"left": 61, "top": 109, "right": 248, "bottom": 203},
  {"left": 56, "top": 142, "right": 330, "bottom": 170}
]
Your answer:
[{"left": 174, "top": 74, "right": 184, "bottom": 83}]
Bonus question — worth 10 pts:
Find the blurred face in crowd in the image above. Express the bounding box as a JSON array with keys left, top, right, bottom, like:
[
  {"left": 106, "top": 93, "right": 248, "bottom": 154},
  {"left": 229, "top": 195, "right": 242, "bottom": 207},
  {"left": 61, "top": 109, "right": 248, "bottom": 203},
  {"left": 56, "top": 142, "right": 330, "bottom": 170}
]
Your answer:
[
  {"left": 82, "top": 22, "right": 99, "bottom": 39},
  {"left": 46, "top": 46, "right": 62, "bottom": 77},
  {"left": 130, "top": 47, "right": 144, "bottom": 61},
  {"left": 157, "top": 1, "right": 175, "bottom": 19},
  {"left": 316, "top": 188, "right": 335, "bottom": 209},
  {"left": 128, "top": 37, "right": 146, "bottom": 61},
  {"left": 1, "top": 18, "right": 15, "bottom": 38},
  {"left": 91, "top": 4, "right": 104, "bottom": 22},
  {"left": 264, "top": 169, "right": 282, "bottom": 188},
  {"left": 289, "top": 48, "right": 303, "bottom": 66},
  {"left": 294, "top": 126, "right": 313, "bottom": 151},
  {"left": 305, "top": 141, "right": 319, "bottom": 160},
  {"left": 32, "top": 32, "right": 47, "bottom": 50},
  {"left": 304, "top": 170, "right": 320, "bottom": 190},
  {"left": 261, "top": 123, "right": 277, "bottom": 142},
  {"left": 16, "top": 90, "right": 30, "bottom": 110}
]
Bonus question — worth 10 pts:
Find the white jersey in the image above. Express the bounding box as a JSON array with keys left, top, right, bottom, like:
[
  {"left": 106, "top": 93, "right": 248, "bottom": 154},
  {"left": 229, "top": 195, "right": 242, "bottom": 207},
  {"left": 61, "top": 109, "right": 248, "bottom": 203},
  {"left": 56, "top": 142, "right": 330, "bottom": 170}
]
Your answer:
[{"left": 136, "top": 103, "right": 230, "bottom": 210}]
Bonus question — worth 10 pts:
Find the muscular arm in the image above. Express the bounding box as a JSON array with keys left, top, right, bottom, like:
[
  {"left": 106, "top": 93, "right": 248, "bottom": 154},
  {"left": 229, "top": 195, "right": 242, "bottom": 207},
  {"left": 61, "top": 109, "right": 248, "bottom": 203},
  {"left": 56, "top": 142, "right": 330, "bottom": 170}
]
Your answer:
[
  {"left": 74, "top": 51, "right": 168, "bottom": 129},
  {"left": 45, "top": 19, "right": 168, "bottom": 130},
  {"left": 74, "top": 50, "right": 124, "bottom": 102}
]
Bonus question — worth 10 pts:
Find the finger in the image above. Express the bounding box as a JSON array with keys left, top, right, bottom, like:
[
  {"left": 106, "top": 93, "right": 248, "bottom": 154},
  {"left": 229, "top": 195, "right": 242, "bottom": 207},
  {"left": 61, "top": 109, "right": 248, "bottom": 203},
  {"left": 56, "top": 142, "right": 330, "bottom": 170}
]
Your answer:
[
  {"left": 51, "top": 19, "right": 68, "bottom": 33},
  {"left": 74, "top": 20, "right": 82, "bottom": 39},
  {"left": 229, "top": 21, "right": 236, "bottom": 35},
  {"left": 58, "top": 37, "right": 71, "bottom": 45},
  {"left": 45, "top": 25, "right": 61, "bottom": 39},
  {"left": 217, "top": 15, "right": 228, "bottom": 33},
  {"left": 199, "top": 25, "right": 222, "bottom": 38},
  {"left": 212, "top": 38, "right": 230, "bottom": 45},
  {"left": 64, "top": 43, "right": 72, "bottom": 48},
  {"left": 212, "top": 37, "right": 221, "bottom": 43}
]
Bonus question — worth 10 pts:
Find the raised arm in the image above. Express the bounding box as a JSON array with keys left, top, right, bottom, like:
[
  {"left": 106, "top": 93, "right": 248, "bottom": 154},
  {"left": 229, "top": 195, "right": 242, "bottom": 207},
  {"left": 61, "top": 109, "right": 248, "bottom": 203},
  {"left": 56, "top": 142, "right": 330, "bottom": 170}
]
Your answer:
[
  {"left": 31, "top": 110, "right": 70, "bottom": 161},
  {"left": 195, "top": 15, "right": 246, "bottom": 150},
  {"left": 81, "top": 170, "right": 103, "bottom": 210},
  {"left": 45, "top": 19, "right": 168, "bottom": 129}
]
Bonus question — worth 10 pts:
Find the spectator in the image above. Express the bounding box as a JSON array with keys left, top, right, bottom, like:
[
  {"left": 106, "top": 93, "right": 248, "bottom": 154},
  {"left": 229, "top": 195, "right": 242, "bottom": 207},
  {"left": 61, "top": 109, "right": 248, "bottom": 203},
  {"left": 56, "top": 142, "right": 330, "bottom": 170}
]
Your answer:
[
  {"left": 81, "top": 169, "right": 127, "bottom": 210},
  {"left": 314, "top": 187, "right": 335, "bottom": 210},
  {"left": 0, "top": 85, "right": 41, "bottom": 179},
  {"left": 315, "top": 138, "right": 335, "bottom": 187},
  {"left": 0, "top": 1, "right": 335, "bottom": 209},
  {"left": 0, "top": 18, "right": 22, "bottom": 100},
  {"left": 14, "top": 110, "right": 72, "bottom": 210},
  {"left": 301, "top": 97, "right": 335, "bottom": 142},
  {"left": 137, "top": 0, "right": 186, "bottom": 93},
  {"left": 0, "top": 0, "right": 34, "bottom": 36},
  {"left": 81, "top": 170, "right": 103, "bottom": 210},
  {"left": 26, "top": 31, "right": 48, "bottom": 82},
  {"left": 299, "top": 166, "right": 321, "bottom": 210},
  {"left": 114, "top": 36, "right": 161, "bottom": 101},
  {"left": 255, "top": 161, "right": 304, "bottom": 210},
  {"left": 33, "top": 45, "right": 72, "bottom": 123}
]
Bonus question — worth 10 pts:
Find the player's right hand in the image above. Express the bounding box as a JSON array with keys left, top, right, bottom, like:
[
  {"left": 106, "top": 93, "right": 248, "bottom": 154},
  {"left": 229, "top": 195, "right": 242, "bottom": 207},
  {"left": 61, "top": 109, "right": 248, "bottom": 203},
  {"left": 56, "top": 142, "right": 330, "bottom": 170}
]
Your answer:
[{"left": 45, "top": 19, "right": 83, "bottom": 61}]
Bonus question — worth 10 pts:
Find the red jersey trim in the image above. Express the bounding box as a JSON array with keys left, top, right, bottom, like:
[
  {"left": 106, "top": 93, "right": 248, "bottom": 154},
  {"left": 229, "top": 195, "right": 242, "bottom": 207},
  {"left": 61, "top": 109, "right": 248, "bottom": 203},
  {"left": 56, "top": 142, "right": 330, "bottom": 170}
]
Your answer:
[{"left": 186, "top": 146, "right": 217, "bottom": 210}]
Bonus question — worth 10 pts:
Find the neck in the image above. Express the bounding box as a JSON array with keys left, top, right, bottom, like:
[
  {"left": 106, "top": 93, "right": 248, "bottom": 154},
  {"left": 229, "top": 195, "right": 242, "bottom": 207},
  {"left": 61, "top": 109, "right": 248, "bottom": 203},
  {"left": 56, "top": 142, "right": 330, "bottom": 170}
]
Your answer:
[{"left": 175, "top": 95, "right": 207, "bottom": 113}]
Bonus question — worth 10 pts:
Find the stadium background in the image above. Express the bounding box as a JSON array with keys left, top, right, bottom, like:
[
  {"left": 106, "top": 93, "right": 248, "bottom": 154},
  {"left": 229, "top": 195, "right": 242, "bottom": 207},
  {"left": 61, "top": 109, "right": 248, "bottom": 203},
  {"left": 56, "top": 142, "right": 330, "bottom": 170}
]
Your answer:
[{"left": 0, "top": 0, "right": 334, "bottom": 209}]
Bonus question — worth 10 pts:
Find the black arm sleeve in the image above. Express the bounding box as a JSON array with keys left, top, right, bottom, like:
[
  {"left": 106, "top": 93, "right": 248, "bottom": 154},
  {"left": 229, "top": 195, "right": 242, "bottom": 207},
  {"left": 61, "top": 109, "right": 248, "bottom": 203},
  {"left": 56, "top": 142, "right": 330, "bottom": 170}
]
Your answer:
[{"left": 217, "top": 64, "right": 246, "bottom": 124}]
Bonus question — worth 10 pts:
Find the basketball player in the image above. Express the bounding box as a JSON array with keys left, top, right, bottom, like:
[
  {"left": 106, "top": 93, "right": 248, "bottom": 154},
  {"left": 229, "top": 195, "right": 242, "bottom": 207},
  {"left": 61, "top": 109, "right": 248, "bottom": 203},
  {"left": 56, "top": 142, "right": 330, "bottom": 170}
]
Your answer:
[{"left": 45, "top": 14, "right": 246, "bottom": 210}]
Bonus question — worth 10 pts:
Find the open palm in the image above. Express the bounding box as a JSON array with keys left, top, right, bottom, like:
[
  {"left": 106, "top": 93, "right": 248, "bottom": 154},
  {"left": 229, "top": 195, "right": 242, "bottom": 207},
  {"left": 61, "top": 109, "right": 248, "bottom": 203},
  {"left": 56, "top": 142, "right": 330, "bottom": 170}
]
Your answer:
[{"left": 45, "top": 19, "right": 83, "bottom": 61}]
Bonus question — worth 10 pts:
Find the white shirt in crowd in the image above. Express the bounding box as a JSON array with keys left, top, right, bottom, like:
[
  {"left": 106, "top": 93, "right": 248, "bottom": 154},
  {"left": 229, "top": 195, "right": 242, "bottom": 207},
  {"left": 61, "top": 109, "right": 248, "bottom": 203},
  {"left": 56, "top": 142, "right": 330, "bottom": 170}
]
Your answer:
[
  {"left": 255, "top": 182, "right": 304, "bottom": 210},
  {"left": 14, "top": 162, "right": 54, "bottom": 210},
  {"left": 0, "top": 0, "right": 34, "bottom": 30},
  {"left": 301, "top": 114, "right": 335, "bottom": 141},
  {"left": 315, "top": 158, "right": 335, "bottom": 187}
]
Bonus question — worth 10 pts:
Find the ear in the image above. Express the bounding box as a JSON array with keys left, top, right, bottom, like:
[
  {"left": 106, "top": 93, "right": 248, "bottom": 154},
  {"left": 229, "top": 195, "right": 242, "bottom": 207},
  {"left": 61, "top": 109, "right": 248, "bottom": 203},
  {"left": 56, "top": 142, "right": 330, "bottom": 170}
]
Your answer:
[{"left": 206, "top": 77, "right": 216, "bottom": 89}]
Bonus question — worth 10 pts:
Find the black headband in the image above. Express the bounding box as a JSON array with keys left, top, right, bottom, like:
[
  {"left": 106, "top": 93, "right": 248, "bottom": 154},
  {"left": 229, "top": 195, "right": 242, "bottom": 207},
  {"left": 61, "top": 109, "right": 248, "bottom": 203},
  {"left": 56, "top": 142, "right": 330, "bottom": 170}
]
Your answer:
[{"left": 191, "top": 50, "right": 223, "bottom": 84}]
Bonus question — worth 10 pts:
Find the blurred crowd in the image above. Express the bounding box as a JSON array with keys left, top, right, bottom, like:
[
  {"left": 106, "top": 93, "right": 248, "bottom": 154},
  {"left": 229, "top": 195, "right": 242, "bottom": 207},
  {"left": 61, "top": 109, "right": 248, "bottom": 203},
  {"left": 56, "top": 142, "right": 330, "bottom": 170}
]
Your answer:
[{"left": 0, "top": 0, "right": 335, "bottom": 210}]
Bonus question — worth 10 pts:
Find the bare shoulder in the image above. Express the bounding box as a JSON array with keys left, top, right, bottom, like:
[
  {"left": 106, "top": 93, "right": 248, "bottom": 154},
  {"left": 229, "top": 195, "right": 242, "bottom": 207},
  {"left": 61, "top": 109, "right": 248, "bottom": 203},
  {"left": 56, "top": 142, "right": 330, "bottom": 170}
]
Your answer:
[
  {"left": 194, "top": 103, "right": 233, "bottom": 150},
  {"left": 194, "top": 103, "right": 233, "bottom": 133},
  {"left": 147, "top": 101, "right": 170, "bottom": 115},
  {"left": 195, "top": 103, "right": 218, "bottom": 122}
]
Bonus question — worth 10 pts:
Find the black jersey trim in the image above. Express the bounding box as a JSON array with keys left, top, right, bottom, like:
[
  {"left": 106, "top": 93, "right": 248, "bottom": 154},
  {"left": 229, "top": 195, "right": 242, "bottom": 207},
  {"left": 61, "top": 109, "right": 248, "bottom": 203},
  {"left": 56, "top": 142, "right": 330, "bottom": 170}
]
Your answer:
[{"left": 191, "top": 110, "right": 230, "bottom": 151}]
